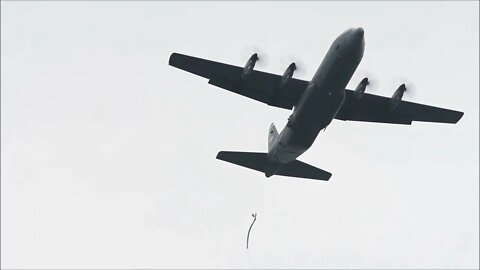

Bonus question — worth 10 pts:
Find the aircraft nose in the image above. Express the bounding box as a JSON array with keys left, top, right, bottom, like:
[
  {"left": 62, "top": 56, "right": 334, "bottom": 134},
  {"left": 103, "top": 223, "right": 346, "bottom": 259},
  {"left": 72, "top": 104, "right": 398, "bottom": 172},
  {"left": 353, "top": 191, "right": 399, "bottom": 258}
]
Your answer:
[
  {"left": 351, "top": 27, "right": 365, "bottom": 60},
  {"left": 351, "top": 27, "right": 365, "bottom": 47},
  {"left": 355, "top": 27, "right": 364, "bottom": 39}
]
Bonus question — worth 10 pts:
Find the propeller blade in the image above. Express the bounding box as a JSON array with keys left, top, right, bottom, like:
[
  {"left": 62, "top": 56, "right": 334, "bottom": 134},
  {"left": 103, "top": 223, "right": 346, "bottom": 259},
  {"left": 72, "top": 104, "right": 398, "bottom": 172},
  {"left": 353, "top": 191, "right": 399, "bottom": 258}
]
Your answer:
[
  {"left": 390, "top": 76, "right": 415, "bottom": 98},
  {"left": 352, "top": 70, "right": 378, "bottom": 92},
  {"left": 280, "top": 54, "right": 307, "bottom": 77},
  {"left": 241, "top": 45, "right": 268, "bottom": 68}
]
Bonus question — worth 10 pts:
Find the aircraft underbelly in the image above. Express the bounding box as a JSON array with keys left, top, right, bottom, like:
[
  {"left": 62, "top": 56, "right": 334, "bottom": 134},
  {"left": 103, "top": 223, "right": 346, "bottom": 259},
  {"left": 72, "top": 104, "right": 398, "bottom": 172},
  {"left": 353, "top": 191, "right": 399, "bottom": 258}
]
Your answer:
[
  {"left": 269, "top": 41, "right": 359, "bottom": 164},
  {"left": 291, "top": 89, "right": 344, "bottom": 143},
  {"left": 271, "top": 87, "right": 345, "bottom": 163}
]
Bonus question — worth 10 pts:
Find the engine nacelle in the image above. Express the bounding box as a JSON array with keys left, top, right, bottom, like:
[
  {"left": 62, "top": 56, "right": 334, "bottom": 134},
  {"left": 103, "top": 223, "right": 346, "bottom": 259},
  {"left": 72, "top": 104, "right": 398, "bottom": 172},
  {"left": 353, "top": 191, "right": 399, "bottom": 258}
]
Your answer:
[
  {"left": 279, "top": 63, "right": 296, "bottom": 88},
  {"left": 390, "top": 84, "right": 406, "bottom": 111},
  {"left": 354, "top": 77, "right": 369, "bottom": 99},
  {"left": 241, "top": 53, "right": 259, "bottom": 80}
]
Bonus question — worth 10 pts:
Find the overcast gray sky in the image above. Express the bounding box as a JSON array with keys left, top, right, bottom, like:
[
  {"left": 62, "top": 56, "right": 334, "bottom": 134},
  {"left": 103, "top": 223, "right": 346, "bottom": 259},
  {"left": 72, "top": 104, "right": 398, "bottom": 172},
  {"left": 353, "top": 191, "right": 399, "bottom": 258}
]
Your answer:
[{"left": 1, "top": 1, "right": 478, "bottom": 269}]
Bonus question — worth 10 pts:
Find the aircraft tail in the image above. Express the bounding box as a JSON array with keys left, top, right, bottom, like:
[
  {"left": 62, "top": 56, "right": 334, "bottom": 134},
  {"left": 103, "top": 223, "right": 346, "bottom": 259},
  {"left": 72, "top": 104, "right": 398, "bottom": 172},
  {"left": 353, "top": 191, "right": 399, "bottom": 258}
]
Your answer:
[
  {"left": 268, "top": 123, "right": 279, "bottom": 152},
  {"left": 216, "top": 151, "right": 332, "bottom": 181}
]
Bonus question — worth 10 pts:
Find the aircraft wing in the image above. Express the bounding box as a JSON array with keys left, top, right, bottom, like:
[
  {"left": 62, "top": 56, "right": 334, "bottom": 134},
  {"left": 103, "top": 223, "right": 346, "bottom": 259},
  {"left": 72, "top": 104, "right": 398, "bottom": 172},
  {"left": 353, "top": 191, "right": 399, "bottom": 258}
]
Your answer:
[
  {"left": 169, "top": 53, "right": 308, "bottom": 109},
  {"left": 335, "top": 90, "right": 464, "bottom": 125}
]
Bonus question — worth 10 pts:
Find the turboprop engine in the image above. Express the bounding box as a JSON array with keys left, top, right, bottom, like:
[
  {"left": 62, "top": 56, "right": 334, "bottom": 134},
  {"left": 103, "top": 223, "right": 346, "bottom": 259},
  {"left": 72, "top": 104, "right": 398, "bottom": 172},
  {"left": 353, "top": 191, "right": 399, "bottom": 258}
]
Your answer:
[
  {"left": 354, "top": 77, "right": 369, "bottom": 99},
  {"left": 390, "top": 84, "right": 407, "bottom": 111},
  {"left": 241, "top": 53, "right": 259, "bottom": 80},
  {"left": 279, "top": 63, "right": 296, "bottom": 88}
]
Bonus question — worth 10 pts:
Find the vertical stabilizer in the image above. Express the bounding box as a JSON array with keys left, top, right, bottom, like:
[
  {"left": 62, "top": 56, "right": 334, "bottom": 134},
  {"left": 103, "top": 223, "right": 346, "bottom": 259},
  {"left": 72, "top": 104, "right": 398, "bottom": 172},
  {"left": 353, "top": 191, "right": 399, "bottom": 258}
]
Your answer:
[{"left": 268, "top": 123, "right": 279, "bottom": 152}]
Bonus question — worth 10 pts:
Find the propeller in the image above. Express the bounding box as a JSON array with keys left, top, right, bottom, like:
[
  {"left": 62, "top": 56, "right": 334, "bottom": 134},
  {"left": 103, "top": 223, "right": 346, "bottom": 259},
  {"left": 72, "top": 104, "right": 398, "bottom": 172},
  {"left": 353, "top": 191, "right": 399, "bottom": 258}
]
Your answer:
[
  {"left": 241, "top": 45, "right": 269, "bottom": 68},
  {"left": 279, "top": 54, "right": 307, "bottom": 77},
  {"left": 352, "top": 70, "right": 378, "bottom": 92},
  {"left": 390, "top": 76, "right": 416, "bottom": 98}
]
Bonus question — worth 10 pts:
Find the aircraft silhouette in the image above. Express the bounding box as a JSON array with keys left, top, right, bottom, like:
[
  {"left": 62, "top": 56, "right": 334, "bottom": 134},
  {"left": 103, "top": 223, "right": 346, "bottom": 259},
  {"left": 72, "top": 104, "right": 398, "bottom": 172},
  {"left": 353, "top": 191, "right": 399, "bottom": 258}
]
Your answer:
[{"left": 169, "top": 28, "right": 463, "bottom": 180}]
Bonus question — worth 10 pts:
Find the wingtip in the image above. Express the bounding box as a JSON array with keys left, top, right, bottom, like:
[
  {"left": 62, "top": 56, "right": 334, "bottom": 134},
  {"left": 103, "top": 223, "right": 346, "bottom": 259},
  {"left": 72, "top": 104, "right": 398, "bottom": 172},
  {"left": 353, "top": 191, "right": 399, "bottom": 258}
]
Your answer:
[
  {"left": 456, "top": 111, "right": 464, "bottom": 123},
  {"left": 168, "top": 52, "right": 178, "bottom": 66},
  {"left": 216, "top": 151, "right": 226, "bottom": 160}
]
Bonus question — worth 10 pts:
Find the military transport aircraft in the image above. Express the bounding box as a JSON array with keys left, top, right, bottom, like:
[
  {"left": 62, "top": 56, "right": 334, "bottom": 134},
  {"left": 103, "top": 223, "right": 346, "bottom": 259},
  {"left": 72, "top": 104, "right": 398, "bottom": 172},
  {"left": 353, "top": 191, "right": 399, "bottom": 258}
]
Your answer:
[{"left": 168, "top": 27, "right": 463, "bottom": 181}]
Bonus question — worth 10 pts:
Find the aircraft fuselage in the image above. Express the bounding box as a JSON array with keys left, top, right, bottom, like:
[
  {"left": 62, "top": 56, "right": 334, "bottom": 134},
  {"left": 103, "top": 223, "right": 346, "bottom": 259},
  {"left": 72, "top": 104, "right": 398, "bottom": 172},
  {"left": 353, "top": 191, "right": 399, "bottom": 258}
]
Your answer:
[
  {"left": 266, "top": 28, "right": 365, "bottom": 174},
  {"left": 169, "top": 27, "right": 463, "bottom": 180}
]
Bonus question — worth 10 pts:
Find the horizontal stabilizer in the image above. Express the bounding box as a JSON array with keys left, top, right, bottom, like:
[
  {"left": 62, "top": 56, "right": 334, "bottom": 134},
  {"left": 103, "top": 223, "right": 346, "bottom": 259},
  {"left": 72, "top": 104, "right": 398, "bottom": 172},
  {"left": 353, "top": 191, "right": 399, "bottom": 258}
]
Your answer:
[
  {"left": 217, "top": 151, "right": 269, "bottom": 172},
  {"left": 281, "top": 159, "right": 332, "bottom": 180},
  {"left": 216, "top": 151, "right": 331, "bottom": 181}
]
